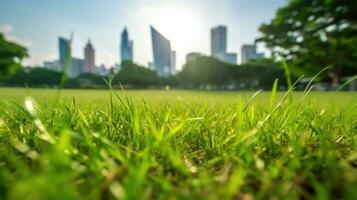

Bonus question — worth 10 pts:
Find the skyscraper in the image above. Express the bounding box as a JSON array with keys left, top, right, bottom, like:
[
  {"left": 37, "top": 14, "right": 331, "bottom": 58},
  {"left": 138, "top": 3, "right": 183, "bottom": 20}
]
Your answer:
[
  {"left": 210, "top": 25, "right": 237, "bottom": 64},
  {"left": 120, "top": 28, "right": 133, "bottom": 62},
  {"left": 69, "top": 57, "right": 85, "bottom": 78},
  {"left": 150, "top": 26, "right": 175, "bottom": 76},
  {"left": 84, "top": 39, "right": 95, "bottom": 73},
  {"left": 58, "top": 35, "right": 85, "bottom": 78},
  {"left": 58, "top": 36, "right": 71, "bottom": 70},
  {"left": 241, "top": 44, "right": 264, "bottom": 64},
  {"left": 211, "top": 26, "right": 227, "bottom": 57},
  {"left": 170, "top": 51, "right": 176, "bottom": 74}
]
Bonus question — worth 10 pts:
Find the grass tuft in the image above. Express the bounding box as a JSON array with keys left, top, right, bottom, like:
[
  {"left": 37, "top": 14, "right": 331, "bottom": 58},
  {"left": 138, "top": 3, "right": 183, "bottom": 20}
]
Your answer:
[{"left": 0, "top": 87, "right": 356, "bottom": 199}]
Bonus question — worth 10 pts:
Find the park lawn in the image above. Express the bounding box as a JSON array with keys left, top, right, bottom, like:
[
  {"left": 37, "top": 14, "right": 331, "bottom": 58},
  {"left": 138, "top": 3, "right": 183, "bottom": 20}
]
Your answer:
[
  {"left": 0, "top": 87, "right": 356, "bottom": 199},
  {"left": 0, "top": 87, "right": 356, "bottom": 107}
]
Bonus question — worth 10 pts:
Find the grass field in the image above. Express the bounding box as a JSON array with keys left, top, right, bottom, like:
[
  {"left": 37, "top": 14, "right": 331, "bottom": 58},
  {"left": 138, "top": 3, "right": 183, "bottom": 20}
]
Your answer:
[
  {"left": 0, "top": 87, "right": 356, "bottom": 107},
  {"left": 0, "top": 87, "right": 357, "bottom": 199}
]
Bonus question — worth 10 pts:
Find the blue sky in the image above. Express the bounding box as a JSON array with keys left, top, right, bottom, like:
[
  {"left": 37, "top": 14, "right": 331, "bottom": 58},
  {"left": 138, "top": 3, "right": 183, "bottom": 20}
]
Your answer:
[{"left": 0, "top": 0, "right": 286, "bottom": 69}]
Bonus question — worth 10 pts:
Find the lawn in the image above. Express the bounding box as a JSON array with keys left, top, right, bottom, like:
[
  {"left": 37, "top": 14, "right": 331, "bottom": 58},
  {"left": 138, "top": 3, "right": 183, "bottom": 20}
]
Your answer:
[
  {"left": 0, "top": 87, "right": 356, "bottom": 199},
  {"left": 0, "top": 87, "right": 356, "bottom": 107}
]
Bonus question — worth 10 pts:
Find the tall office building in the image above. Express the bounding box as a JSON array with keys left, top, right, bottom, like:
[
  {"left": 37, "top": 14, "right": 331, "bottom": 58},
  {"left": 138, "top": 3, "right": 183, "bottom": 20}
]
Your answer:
[
  {"left": 170, "top": 51, "right": 176, "bottom": 74},
  {"left": 150, "top": 26, "right": 175, "bottom": 76},
  {"left": 211, "top": 26, "right": 227, "bottom": 56},
  {"left": 120, "top": 28, "right": 133, "bottom": 62},
  {"left": 58, "top": 37, "right": 71, "bottom": 69},
  {"left": 69, "top": 57, "right": 85, "bottom": 78},
  {"left": 210, "top": 25, "right": 237, "bottom": 64},
  {"left": 241, "top": 44, "right": 264, "bottom": 64},
  {"left": 84, "top": 39, "right": 95, "bottom": 73}
]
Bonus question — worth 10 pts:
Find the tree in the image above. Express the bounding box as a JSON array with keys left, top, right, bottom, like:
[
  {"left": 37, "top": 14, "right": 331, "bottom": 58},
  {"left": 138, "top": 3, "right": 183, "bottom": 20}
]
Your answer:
[
  {"left": 257, "top": 0, "right": 357, "bottom": 85},
  {"left": 3, "top": 67, "right": 62, "bottom": 86},
  {"left": 178, "top": 56, "right": 234, "bottom": 87},
  {"left": 77, "top": 73, "right": 107, "bottom": 88},
  {"left": 114, "top": 60, "right": 159, "bottom": 88},
  {"left": 0, "top": 33, "right": 28, "bottom": 78},
  {"left": 177, "top": 56, "right": 289, "bottom": 90}
]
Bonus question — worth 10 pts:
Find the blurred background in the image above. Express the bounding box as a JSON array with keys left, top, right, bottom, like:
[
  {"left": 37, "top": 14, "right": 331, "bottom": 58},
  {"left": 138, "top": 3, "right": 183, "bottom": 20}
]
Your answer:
[{"left": 0, "top": 0, "right": 356, "bottom": 90}]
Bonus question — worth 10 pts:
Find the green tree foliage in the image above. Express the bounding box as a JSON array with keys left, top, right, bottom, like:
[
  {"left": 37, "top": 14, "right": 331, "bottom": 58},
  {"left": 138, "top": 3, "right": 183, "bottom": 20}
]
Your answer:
[
  {"left": 0, "top": 33, "right": 28, "bottom": 78},
  {"left": 2, "top": 67, "right": 82, "bottom": 88},
  {"left": 77, "top": 73, "right": 106, "bottom": 88},
  {"left": 240, "top": 59, "right": 288, "bottom": 89},
  {"left": 178, "top": 56, "right": 233, "bottom": 87},
  {"left": 3, "top": 67, "right": 62, "bottom": 86},
  {"left": 177, "top": 56, "right": 287, "bottom": 89},
  {"left": 257, "top": 0, "right": 357, "bottom": 83},
  {"left": 114, "top": 60, "right": 159, "bottom": 88}
]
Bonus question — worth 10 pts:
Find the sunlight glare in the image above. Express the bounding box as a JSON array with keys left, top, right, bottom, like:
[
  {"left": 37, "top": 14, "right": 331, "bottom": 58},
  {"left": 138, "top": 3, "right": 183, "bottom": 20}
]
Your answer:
[{"left": 150, "top": 6, "right": 202, "bottom": 52}]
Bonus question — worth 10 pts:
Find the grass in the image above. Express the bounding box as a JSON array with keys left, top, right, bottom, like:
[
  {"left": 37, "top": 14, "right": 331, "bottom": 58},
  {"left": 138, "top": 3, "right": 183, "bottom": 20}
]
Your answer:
[
  {"left": 0, "top": 87, "right": 356, "bottom": 107},
  {"left": 0, "top": 87, "right": 356, "bottom": 199}
]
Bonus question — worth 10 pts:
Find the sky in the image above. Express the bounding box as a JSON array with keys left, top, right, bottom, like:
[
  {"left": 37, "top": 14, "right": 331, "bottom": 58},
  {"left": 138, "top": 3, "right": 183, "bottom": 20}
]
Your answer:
[{"left": 0, "top": 0, "right": 286, "bottom": 69}]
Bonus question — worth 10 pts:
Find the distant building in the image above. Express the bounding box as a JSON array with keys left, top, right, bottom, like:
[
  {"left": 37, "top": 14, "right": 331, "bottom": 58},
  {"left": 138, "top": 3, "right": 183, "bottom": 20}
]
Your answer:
[
  {"left": 57, "top": 35, "right": 95, "bottom": 78},
  {"left": 211, "top": 26, "right": 227, "bottom": 56},
  {"left": 84, "top": 39, "right": 95, "bottom": 73},
  {"left": 216, "top": 52, "right": 237, "bottom": 64},
  {"left": 241, "top": 44, "right": 265, "bottom": 64},
  {"left": 58, "top": 37, "right": 71, "bottom": 70},
  {"left": 95, "top": 64, "right": 109, "bottom": 76},
  {"left": 186, "top": 52, "right": 203, "bottom": 63},
  {"left": 150, "top": 26, "right": 175, "bottom": 76},
  {"left": 44, "top": 60, "right": 61, "bottom": 72},
  {"left": 170, "top": 51, "right": 176, "bottom": 74},
  {"left": 68, "top": 58, "right": 84, "bottom": 78},
  {"left": 120, "top": 28, "right": 133, "bottom": 62},
  {"left": 210, "top": 25, "right": 237, "bottom": 64}
]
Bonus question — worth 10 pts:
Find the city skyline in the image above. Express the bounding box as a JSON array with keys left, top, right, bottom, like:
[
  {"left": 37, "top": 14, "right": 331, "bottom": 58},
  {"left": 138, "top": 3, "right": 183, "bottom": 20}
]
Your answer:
[{"left": 0, "top": 0, "right": 286, "bottom": 69}]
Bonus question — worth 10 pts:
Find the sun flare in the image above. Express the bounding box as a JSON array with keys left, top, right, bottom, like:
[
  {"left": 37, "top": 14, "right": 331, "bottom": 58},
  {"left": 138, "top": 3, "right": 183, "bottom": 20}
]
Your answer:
[{"left": 150, "top": 6, "right": 202, "bottom": 52}]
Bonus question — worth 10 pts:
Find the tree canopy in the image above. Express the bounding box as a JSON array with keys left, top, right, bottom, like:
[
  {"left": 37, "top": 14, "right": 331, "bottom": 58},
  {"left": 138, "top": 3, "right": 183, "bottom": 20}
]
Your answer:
[
  {"left": 0, "top": 33, "right": 28, "bottom": 78},
  {"left": 176, "top": 56, "right": 287, "bottom": 90},
  {"left": 257, "top": 0, "right": 357, "bottom": 83},
  {"left": 114, "top": 60, "right": 159, "bottom": 87}
]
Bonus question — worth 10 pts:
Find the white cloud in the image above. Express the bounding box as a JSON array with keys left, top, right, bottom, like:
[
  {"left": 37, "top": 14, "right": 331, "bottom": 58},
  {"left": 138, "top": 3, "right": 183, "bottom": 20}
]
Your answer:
[
  {"left": 0, "top": 23, "right": 33, "bottom": 47},
  {"left": 0, "top": 24, "right": 13, "bottom": 34},
  {"left": 7, "top": 35, "right": 33, "bottom": 47},
  {"left": 23, "top": 52, "right": 56, "bottom": 66}
]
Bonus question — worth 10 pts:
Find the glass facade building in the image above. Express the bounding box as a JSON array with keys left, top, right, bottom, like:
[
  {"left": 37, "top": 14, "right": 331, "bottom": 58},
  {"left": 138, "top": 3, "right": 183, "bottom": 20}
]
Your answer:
[
  {"left": 120, "top": 28, "right": 133, "bottom": 62},
  {"left": 210, "top": 25, "right": 237, "bottom": 64},
  {"left": 151, "top": 26, "right": 175, "bottom": 77},
  {"left": 241, "top": 44, "right": 264, "bottom": 64},
  {"left": 58, "top": 37, "right": 71, "bottom": 69},
  {"left": 211, "top": 26, "right": 227, "bottom": 57}
]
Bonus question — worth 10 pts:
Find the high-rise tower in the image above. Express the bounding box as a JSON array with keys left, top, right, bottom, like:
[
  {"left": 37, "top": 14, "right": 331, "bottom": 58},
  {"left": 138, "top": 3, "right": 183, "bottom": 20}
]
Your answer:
[
  {"left": 150, "top": 26, "right": 175, "bottom": 77},
  {"left": 241, "top": 44, "right": 264, "bottom": 64},
  {"left": 211, "top": 25, "right": 227, "bottom": 57},
  {"left": 84, "top": 39, "right": 95, "bottom": 73},
  {"left": 58, "top": 36, "right": 71, "bottom": 69},
  {"left": 120, "top": 28, "right": 133, "bottom": 62},
  {"left": 210, "top": 25, "right": 237, "bottom": 64}
]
